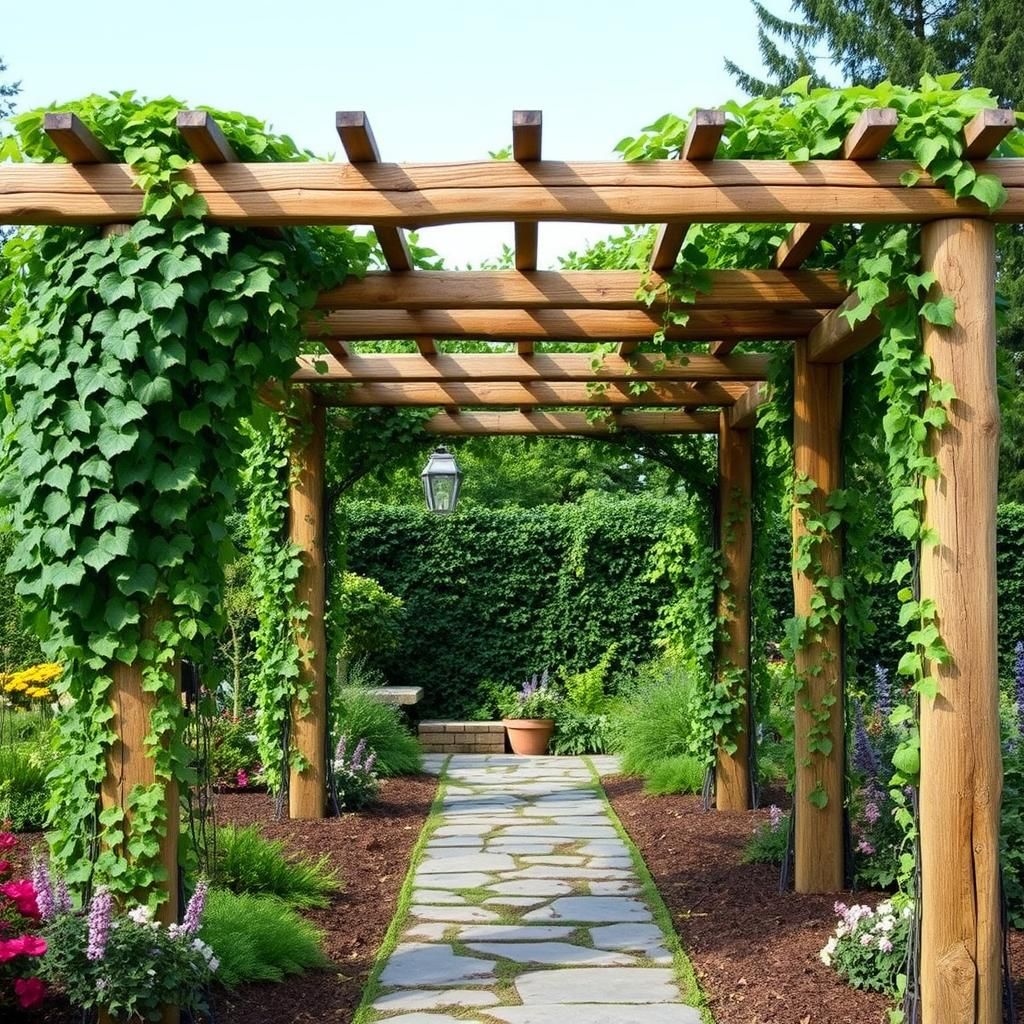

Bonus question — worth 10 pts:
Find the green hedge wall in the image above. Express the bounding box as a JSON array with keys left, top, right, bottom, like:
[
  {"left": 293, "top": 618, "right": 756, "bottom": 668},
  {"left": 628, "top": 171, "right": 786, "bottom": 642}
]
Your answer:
[{"left": 342, "top": 497, "right": 687, "bottom": 717}]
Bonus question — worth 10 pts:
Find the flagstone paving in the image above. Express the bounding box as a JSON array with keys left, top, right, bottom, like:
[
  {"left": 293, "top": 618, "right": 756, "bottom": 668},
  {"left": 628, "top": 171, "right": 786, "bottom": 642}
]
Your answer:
[{"left": 368, "top": 754, "right": 702, "bottom": 1024}]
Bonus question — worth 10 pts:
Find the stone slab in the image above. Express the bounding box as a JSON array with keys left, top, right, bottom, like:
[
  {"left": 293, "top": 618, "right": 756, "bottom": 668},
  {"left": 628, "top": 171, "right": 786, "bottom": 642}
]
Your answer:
[
  {"left": 419, "top": 853, "right": 516, "bottom": 874},
  {"left": 488, "top": 1004, "right": 699, "bottom": 1024},
  {"left": 379, "top": 944, "right": 496, "bottom": 986},
  {"left": 373, "top": 989, "right": 499, "bottom": 1011},
  {"left": 466, "top": 941, "right": 638, "bottom": 966},
  {"left": 514, "top": 967, "right": 680, "bottom": 1004},
  {"left": 524, "top": 897, "right": 653, "bottom": 923},
  {"left": 409, "top": 905, "right": 499, "bottom": 923}
]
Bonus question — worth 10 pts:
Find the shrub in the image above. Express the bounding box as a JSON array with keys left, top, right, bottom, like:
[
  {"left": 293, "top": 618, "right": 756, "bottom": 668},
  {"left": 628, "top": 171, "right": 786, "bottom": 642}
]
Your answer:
[
  {"left": 643, "top": 754, "right": 705, "bottom": 795},
  {"left": 332, "top": 735, "right": 381, "bottom": 811},
  {"left": 208, "top": 710, "right": 260, "bottom": 789},
  {"left": 497, "top": 671, "right": 563, "bottom": 720},
  {"left": 200, "top": 889, "right": 327, "bottom": 988},
  {"left": 0, "top": 742, "right": 52, "bottom": 832},
  {"left": 0, "top": 832, "right": 47, "bottom": 1012},
  {"left": 820, "top": 898, "right": 912, "bottom": 997},
  {"left": 332, "top": 686, "right": 422, "bottom": 777},
  {"left": 332, "top": 572, "right": 405, "bottom": 666},
  {"left": 741, "top": 806, "right": 790, "bottom": 864},
  {"left": 212, "top": 826, "right": 340, "bottom": 908},
  {"left": 550, "top": 706, "right": 611, "bottom": 755}
]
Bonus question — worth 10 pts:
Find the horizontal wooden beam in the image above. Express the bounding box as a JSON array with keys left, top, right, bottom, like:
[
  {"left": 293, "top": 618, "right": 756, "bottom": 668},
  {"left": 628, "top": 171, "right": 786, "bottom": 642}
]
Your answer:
[
  {"left": 728, "top": 382, "right": 766, "bottom": 428},
  {"left": 42, "top": 112, "right": 111, "bottom": 163},
  {"left": 963, "top": 108, "right": 1016, "bottom": 159},
  {"left": 315, "top": 379, "right": 747, "bottom": 407},
  {"left": 513, "top": 110, "right": 542, "bottom": 272},
  {"left": 4, "top": 158, "right": 1024, "bottom": 227},
  {"left": 305, "top": 307, "right": 823, "bottom": 341},
  {"left": 421, "top": 410, "right": 719, "bottom": 435},
  {"left": 336, "top": 111, "right": 412, "bottom": 271},
  {"left": 315, "top": 269, "right": 846, "bottom": 311},
  {"left": 293, "top": 352, "right": 771, "bottom": 383},
  {"left": 807, "top": 292, "right": 882, "bottom": 363},
  {"left": 176, "top": 111, "right": 239, "bottom": 163}
]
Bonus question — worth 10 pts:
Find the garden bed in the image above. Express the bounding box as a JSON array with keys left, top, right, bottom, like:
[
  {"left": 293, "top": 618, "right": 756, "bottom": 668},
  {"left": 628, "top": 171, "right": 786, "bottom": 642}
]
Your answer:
[
  {"left": 12, "top": 773, "right": 437, "bottom": 1024},
  {"left": 605, "top": 775, "right": 1024, "bottom": 1024}
]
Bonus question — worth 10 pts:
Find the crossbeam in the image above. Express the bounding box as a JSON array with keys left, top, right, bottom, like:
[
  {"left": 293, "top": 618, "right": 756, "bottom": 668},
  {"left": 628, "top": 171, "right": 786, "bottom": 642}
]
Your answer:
[
  {"left": 304, "top": 307, "right": 823, "bottom": 341},
  {"left": 314, "top": 269, "right": 846, "bottom": 311},
  {"left": 807, "top": 293, "right": 882, "bottom": 363},
  {"left": 314, "top": 379, "right": 747, "bottom": 407},
  {"left": 513, "top": 111, "right": 542, "bottom": 271},
  {"left": 293, "top": 352, "right": 771, "bottom": 382},
  {"left": 4, "top": 159, "right": 1022, "bottom": 227},
  {"left": 420, "top": 410, "right": 719, "bottom": 435}
]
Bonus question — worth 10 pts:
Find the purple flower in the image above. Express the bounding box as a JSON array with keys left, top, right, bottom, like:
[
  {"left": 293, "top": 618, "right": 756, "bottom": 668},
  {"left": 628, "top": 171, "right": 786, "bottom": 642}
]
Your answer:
[
  {"left": 334, "top": 735, "right": 347, "bottom": 763},
  {"left": 87, "top": 887, "right": 114, "bottom": 961},
  {"left": 864, "top": 801, "right": 881, "bottom": 825},
  {"left": 852, "top": 700, "right": 880, "bottom": 780},
  {"left": 856, "top": 839, "right": 876, "bottom": 856},
  {"left": 874, "top": 664, "right": 892, "bottom": 719},
  {"left": 181, "top": 879, "right": 208, "bottom": 936},
  {"left": 351, "top": 738, "right": 367, "bottom": 771},
  {"left": 364, "top": 751, "right": 377, "bottom": 774},
  {"left": 768, "top": 804, "right": 783, "bottom": 830},
  {"left": 55, "top": 877, "right": 72, "bottom": 915},
  {"left": 1015, "top": 640, "right": 1024, "bottom": 735},
  {"left": 31, "top": 858, "right": 56, "bottom": 921}
]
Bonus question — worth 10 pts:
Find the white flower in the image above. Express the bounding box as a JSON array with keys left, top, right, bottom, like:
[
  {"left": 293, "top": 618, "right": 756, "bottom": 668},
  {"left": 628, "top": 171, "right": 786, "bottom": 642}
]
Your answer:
[
  {"left": 128, "top": 905, "right": 154, "bottom": 926},
  {"left": 860, "top": 933, "right": 874, "bottom": 947},
  {"left": 819, "top": 936, "right": 838, "bottom": 966},
  {"left": 209, "top": 957, "right": 220, "bottom": 973}
]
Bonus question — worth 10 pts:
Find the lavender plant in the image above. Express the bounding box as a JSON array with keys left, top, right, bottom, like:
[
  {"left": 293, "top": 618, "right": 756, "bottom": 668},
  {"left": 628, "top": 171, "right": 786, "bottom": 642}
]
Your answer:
[
  {"left": 498, "top": 669, "right": 562, "bottom": 720},
  {"left": 333, "top": 734, "right": 381, "bottom": 811}
]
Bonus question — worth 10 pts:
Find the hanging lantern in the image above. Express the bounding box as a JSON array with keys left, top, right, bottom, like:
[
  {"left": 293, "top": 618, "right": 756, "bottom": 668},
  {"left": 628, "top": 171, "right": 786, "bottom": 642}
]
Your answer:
[{"left": 420, "top": 446, "right": 462, "bottom": 514}]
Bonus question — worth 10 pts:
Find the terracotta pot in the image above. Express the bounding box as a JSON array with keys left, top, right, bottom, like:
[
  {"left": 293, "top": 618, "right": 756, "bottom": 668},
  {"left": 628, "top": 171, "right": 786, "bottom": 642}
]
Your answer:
[{"left": 503, "top": 718, "right": 555, "bottom": 755}]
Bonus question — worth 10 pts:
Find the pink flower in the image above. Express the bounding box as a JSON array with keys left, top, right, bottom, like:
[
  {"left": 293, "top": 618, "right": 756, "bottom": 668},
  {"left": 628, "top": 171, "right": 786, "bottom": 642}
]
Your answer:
[
  {"left": 879, "top": 937, "right": 894, "bottom": 953},
  {"left": 0, "top": 881, "right": 39, "bottom": 919},
  {"left": 864, "top": 801, "right": 881, "bottom": 825},
  {"left": 14, "top": 976, "right": 47, "bottom": 1009},
  {"left": 0, "top": 834, "right": 16, "bottom": 852},
  {"left": 0, "top": 860, "right": 10, "bottom": 876},
  {"left": 0, "top": 935, "right": 47, "bottom": 962},
  {"left": 236, "top": 769, "right": 249, "bottom": 789}
]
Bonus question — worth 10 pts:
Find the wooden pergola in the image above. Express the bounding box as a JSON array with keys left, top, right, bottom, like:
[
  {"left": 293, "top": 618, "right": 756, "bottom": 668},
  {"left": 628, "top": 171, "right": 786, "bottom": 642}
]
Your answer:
[{"left": 3, "top": 103, "right": 1018, "bottom": 1024}]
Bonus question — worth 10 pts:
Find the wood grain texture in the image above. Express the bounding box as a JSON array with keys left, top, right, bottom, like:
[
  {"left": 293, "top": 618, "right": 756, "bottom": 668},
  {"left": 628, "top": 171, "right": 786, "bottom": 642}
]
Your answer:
[
  {"left": 806, "top": 293, "right": 883, "bottom": 363},
  {"left": 288, "top": 393, "right": 327, "bottom": 820},
  {"left": 420, "top": 409, "right": 719, "bottom": 435},
  {"left": 314, "top": 269, "right": 846, "bottom": 311},
  {"left": 792, "top": 338, "right": 845, "bottom": 893},
  {"left": 4, "top": 159, "right": 1022, "bottom": 226},
  {"left": 715, "top": 411, "right": 753, "bottom": 810},
  {"left": 43, "top": 112, "right": 112, "bottom": 163},
  {"left": 176, "top": 111, "right": 239, "bottom": 163},
  {"left": 292, "top": 352, "right": 772, "bottom": 383},
  {"left": 728, "top": 382, "right": 765, "bottom": 428},
  {"left": 513, "top": 110, "right": 542, "bottom": 271},
  {"left": 317, "top": 379, "right": 746, "bottom": 407},
  {"left": 919, "top": 219, "right": 1002, "bottom": 1024},
  {"left": 650, "top": 110, "right": 726, "bottom": 271},
  {"left": 304, "top": 307, "right": 823, "bottom": 341},
  {"left": 963, "top": 108, "right": 1016, "bottom": 159}
]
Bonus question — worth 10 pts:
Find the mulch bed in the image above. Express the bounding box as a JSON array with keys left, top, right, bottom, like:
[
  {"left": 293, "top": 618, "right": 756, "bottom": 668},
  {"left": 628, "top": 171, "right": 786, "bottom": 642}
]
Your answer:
[
  {"left": 605, "top": 775, "right": 1024, "bottom": 1024},
  {"left": 11, "top": 773, "right": 437, "bottom": 1024}
]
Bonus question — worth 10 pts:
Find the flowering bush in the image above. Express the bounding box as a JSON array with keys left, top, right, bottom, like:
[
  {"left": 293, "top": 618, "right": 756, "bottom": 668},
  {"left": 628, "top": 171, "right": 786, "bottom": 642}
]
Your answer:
[
  {"left": 498, "top": 670, "right": 562, "bottom": 720},
  {"left": 0, "top": 833, "right": 47, "bottom": 1011},
  {"left": 332, "top": 735, "right": 380, "bottom": 811},
  {"left": 0, "top": 663, "right": 61, "bottom": 705},
  {"left": 209, "top": 709, "right": 261, "bottom": 789},
  {"left": 820, "top": 898, "right": 912, "bottom": 996},
  {"left": 36, "top": 867, "right": 216, "bottom": 1021},
  {"left": 741, "top": 804, "right": 790, "bottom": 864}
]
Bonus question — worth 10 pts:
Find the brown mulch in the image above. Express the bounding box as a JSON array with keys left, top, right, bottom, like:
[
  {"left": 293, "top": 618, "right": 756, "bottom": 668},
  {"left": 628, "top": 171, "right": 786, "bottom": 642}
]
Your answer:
[
  {"left": 12, "top": 773, "right": 437, "bottom": 1024},
  {"left": 604, "top": 776, "right": 885, "bottom": 1024}
]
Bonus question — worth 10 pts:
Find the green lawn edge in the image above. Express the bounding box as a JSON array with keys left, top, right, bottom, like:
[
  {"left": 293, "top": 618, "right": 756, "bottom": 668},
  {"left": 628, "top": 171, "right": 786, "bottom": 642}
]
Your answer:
[
  {"left": 352, "top": 757, "right": 451, "bottom": 1024},
  {"left": 584, "top": 756, "right": 715, "bottom": 1024}
]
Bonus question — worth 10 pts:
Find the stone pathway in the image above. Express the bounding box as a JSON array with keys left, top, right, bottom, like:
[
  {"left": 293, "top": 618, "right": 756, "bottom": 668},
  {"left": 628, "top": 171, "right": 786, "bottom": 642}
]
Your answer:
[{"left": 368, "top": 754, "right": 702, "bottom": 1024}]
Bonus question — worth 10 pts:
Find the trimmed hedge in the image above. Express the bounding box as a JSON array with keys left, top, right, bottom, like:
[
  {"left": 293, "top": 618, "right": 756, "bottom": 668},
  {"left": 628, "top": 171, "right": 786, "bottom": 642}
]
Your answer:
[{"left": 342, "top": 497, "right": 687, "bottom": 717}]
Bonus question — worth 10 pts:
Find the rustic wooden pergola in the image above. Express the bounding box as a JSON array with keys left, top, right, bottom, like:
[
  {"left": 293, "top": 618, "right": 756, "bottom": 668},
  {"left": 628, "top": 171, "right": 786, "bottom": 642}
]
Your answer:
[{"left": 4, "top": 103, "right": 1019, "bottom": 1024}]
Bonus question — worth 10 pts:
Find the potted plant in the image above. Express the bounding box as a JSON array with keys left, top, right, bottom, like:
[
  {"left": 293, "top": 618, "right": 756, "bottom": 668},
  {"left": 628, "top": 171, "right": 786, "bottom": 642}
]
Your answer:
[{"left": 500, "top": 670, "right": 561, "bottom": 755}]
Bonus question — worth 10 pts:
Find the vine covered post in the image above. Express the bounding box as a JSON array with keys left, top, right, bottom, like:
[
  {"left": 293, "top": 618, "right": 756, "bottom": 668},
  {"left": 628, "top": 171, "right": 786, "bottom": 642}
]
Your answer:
[
  {"left": 715, "top": 410, "right": 753, "bottom": 810},
  {"left": 288, "top": 389, "right": 328, "bottom": 819},
  {"left": 919, "top": 219, "right": 1002, "bottom": 1024},
  {"left": 792, "top": 338, "right": 845, "bottom": 892}
]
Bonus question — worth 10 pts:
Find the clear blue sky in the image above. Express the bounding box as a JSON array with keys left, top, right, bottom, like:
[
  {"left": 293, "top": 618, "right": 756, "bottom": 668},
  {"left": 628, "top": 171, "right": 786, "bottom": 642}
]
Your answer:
[{"left": 4, "top": 0, "right": 782, "bottom": 266}]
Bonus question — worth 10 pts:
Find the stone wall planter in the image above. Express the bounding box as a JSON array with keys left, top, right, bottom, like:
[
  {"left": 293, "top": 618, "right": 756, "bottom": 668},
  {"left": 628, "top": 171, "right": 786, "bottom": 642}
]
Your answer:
[{"left": 503, "top": 718, "right": 555, "bottom": 755}]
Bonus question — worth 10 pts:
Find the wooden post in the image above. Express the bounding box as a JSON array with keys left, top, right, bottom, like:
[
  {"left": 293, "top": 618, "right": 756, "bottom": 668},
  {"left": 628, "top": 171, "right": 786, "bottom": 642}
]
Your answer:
[
  {"left": 791, "top": 338, "right": 845, "bottom": 892},
  {"left": 919, "top": 219, "right": 1002, "bottom": 1024},
  {"left": 715, "top": 410, "right": 753, "bottom": 810},
  {"left": 288, "top": 391, "right": 328, "bottom": 819}
]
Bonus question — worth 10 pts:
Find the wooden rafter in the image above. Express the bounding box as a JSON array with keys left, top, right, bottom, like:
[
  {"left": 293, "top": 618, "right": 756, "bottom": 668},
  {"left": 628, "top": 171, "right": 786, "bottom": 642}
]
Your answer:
[
  {"left": 335, "top": 111, "right": 412, "bottom": 271},
  {"left": 421, "top": 410, "right": 719, "bottom": 435},
  {"left": 806, "top": 292, "right": 882, "bottom": 363},
  {"left": 513, "top": 111, "right": 542, "bottom": 271},
  {"left": 963, "top": 108, "right": 1016, "bottom": 159},
  {"left": 43, "top": 112, "right": 112, "bottom": 163},
  {"left": 728, "top": 382, "right": 766, "bottom": 428},
  {"left": 774, "top": 108, "right": 898, "bottom": 270},
  {"left": 176, "top": 111, "right": 239, "bottom": 163},
  {"left": 316, "top": 379, "right": 746, "bottom": 407},
  {"left": 7, "top": 158, "right": 1024, "bottom": 227},
  {"left": 292, "top": 352, "right": 771, "bottom": 383},
  {"left": 304, "top": 307, "right": 824, "bottom": 341},
  {"left": 315, "top": 269, "right": 846, "bottom": 311}
]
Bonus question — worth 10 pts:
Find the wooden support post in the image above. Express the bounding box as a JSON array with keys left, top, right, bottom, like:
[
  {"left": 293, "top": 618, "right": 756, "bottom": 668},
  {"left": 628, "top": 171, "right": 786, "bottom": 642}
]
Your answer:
[
  {"left": 919, "top": 219, "right": 1002, "bottom": 1024},
  {"left": 288, "top": 391, "right": 328, "bottom": 819},
  {"left": 715, "top": 410, "right": 753, "bottom": 811},
  {"left": 791, "top": 338, "right": 845, "bottom": 892}
]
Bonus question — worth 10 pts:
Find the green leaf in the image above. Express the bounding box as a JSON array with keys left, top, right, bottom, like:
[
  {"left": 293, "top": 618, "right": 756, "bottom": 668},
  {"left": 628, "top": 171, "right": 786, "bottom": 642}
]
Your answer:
[
  {"left": 94, "top": 494, "right": 140, "bottom": 529},
  {"left": 97, "top": 272, "right": 136, "bottom": 306},
  {"left": 138, "top": 280, "right": 184, "bottom": 313},
  {"left": 921, "top": 295, "right": 956, "bottom": 326}
]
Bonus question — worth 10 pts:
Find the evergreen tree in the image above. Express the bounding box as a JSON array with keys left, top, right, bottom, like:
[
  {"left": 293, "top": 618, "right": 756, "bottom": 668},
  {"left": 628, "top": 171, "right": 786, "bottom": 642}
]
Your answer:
[{"left": 0, "top": 56, "right": 19, "bottom": 119}]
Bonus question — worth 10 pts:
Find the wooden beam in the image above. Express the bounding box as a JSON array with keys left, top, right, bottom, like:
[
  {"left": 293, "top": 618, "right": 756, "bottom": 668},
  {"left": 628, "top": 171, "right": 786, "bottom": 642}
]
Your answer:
[
  {"left": 176, "top": 110, "right": 239, "bottom": 163},
  {"left": 715, "top": 409, "right": 753, "bottom": 811},
  {"left": 316, "top": 268, "right": 846, "bottom": 311},
  {"left": 414, "top": 336, "right": 437, "bottom": 357},
  {"left": 650, "top": 110, "right": 725, "bottom": 271},
  {"left": 919, "top": 218, "right": 1001, "bottom": 1024},
  {"left": 335, "top": 111, "right": 412, "bottom": 271},
  {"left": 792, "top": 338, "right": 845, "bottom": 893},
  {"left": 709, "top": 339, "right": 738, "bottom": 356},
  {"left": 293, "top": 352, "right": 772, "bottom": 383},
  {"left": 513, "top": 110, "right": 542, "bottom": 271},
  {"left": 807, "top": 292, "right": 882, "bottom": 363},
  {"left": 517, "top": 340, "right": 534, "bottom": 357},
  {"left": 728, "top": 382, "right": 765, "bottom": 428},
  {"left": 288, "top": 390, "right": 327, "bottom": 820},
  {"left": 304, "top": 307, "right": 823, "bottom": 341},
  {"left": 774, "top": 108, "right": 898, "bottom": 269},
  {"left": 422, "top": 410, "right": 719, "bottom": 435},
  {"left": 963, "top": 107, "right": 1016, "bottom": 159},
  {"left": 43, "top": 112, "right": 112, "bottom": 163},
  {"left": 7, "top": 158, "right": 1024, "bottom": 227},
  {"left": 316, "top": 379, "right": 747, "bottom": 407}
]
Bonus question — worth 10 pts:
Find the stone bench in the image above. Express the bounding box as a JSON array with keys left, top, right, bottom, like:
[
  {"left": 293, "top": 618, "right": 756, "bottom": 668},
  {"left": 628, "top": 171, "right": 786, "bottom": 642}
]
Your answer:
[
  {"left": 418, "top": 720, "right": 506, "bottom": 754},
  {"left": 367, "top": 686, "right": 423, "bottom": 706}
]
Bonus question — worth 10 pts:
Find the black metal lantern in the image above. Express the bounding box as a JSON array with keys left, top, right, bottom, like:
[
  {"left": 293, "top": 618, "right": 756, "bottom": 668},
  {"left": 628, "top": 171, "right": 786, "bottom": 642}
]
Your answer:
[{"left": 420, "top": 446, "right": 462, "bottom": 514}]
